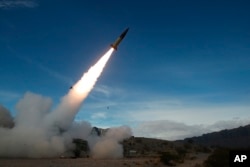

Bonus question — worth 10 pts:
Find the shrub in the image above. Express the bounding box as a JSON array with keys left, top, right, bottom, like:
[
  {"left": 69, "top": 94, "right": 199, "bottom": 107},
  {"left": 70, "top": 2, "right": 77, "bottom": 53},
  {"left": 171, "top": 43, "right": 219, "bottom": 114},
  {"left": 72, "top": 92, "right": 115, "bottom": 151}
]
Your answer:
[
  {"left": 176, "top": 146, "right": 187, "bottom": 157},
  {"left": 203, "top": 148, "right": 229, "bottom": 167},
  {"left": 160, "top": 151, "right": 179, "bottom": 166}
]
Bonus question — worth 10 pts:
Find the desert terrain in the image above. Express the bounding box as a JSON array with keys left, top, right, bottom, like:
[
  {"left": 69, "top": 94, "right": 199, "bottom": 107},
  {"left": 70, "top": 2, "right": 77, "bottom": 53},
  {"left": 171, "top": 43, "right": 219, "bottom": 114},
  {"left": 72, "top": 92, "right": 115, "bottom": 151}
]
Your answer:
[{"left": 0, "top": 153, "right": 209, "bottom": 167}]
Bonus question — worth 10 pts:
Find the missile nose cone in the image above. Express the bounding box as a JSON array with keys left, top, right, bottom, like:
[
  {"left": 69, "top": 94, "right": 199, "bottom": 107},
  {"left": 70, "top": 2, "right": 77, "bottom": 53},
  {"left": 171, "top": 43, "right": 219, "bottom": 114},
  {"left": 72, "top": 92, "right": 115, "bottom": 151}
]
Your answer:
[
  {"left": 120, "top": 28, "right": 129, "bottom": 38},
  {"left": 124, "top": 28, "right": 129, "bottom": 33}
]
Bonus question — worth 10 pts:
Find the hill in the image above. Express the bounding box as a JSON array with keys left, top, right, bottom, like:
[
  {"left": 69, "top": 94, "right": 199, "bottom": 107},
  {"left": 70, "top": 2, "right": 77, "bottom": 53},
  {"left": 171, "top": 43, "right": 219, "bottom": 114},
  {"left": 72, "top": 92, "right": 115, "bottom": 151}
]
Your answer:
[{"left": 184, "top": 124, "right": 250, "bottom": 148}]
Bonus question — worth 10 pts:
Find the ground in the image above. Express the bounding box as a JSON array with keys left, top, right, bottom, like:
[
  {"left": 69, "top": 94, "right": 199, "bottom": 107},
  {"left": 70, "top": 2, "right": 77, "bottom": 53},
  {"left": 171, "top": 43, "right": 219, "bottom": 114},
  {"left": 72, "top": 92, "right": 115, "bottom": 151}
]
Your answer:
[{"left": 0, "top": 153, "right": 209, "bottom": 167}]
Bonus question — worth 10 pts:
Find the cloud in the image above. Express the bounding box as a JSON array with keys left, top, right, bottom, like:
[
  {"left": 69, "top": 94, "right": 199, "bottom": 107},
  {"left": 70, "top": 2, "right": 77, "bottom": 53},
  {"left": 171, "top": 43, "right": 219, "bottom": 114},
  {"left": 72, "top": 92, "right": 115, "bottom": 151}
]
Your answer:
[
  {"left": 133, "top": 120, "right": 208, "bottom": 140},
  {"left": 91, "top": 112, "right": 107, "bottom": 119},
  {"left": 83, "top": 90, "right": 250, "bottom": 140},
  {"left": 0, "top": 90, "right": 20, "bottom": 102},
  {"left": 208, "top": 118, "right": 250, "bottom": 131},
  {"left": 133, "top": 118, "right": 250, "bottom": 140},
  {"left": 90, "top": 84, "right": 125, "bottom": 100},
  {"left": 0, "top": 0, "right": 38, "bottom": 9},
  {"left": 113, "top": 94, "right": 250, "bottom": 125},
  {"left": 93, "top": 85, "right": 112, "bottom": 97},
  {"left": 68, "top": 82, "right": 250, "bottom": 140},
  {"left": 76, "top": 87, "right": 250, "bottom": 136}
]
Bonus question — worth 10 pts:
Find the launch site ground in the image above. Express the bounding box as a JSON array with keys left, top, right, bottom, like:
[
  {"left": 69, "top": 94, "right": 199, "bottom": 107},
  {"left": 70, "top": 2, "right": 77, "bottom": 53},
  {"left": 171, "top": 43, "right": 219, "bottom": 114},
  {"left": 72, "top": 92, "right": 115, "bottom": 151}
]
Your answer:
[{"left": 0, "top": 153, "right": 209, "bottom": 167}]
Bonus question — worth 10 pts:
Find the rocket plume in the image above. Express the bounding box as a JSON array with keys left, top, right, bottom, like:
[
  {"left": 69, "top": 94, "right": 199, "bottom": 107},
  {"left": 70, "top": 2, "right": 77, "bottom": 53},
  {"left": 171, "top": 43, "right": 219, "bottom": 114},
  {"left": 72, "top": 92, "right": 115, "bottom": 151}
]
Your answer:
[
  {"left": 0, "top": 30, "right": 131, "bottom": 158},
  {"left": 74, "top": 48, "right": 114, "bottom": 95},
  {"left": 47, "top": 48, "right": 114, "bottom": 129}
]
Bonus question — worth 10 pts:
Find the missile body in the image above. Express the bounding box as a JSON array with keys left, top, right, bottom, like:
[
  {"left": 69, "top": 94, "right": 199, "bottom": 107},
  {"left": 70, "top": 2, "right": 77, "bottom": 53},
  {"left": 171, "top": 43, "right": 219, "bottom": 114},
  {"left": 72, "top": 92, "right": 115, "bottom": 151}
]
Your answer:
[
  {"left": 69, "top": 28, "right": 129, "bottom": 90},
  {"left": 111, "top": 28, "right": 129, "bottom": 50}
]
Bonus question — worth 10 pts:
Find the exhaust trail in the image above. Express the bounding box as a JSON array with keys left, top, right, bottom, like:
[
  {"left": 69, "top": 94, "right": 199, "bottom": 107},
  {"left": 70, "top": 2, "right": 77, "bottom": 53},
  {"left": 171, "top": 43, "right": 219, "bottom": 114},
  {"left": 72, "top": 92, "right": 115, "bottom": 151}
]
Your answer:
[
  {"left": 47, "top": 48, "right": 114, "bottom": 130},
  {"left": 73, "top": 48, "right": 114, "bottom": 95},
  {"left": 0, "top": 29, "right": 130, "bottom": 158}
]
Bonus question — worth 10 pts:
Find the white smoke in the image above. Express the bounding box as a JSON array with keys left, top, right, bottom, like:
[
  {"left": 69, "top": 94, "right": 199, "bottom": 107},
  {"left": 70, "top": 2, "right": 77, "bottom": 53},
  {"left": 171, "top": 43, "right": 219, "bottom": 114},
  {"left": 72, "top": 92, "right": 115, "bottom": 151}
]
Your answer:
[
  {"left": 0, "top": 92, "right": 72, "bottom": 158},
  {"left": 0, "top": 48, "right": 132, "bottom": 158},
  {"left": 90, "top": 126, "right": 132, "bottom": 159}
]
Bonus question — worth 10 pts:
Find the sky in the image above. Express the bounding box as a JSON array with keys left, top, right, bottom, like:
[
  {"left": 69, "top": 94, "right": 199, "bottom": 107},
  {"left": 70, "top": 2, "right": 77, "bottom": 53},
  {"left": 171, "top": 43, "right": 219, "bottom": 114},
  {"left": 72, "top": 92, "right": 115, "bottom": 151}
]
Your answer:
[{"left": 0, "top": 0, "right": 250, "bottom": 140}]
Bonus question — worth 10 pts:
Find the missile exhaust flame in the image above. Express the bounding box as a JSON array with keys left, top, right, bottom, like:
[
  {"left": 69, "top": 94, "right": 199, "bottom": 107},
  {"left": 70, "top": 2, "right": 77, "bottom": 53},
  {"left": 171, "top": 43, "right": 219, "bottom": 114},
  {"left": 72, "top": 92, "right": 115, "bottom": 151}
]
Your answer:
[
  {"left": 47, "top": 48, "right": 114, "bottom": 130},
  {"left": 74, "top": 48, "right": 114, "bottom": 95}
]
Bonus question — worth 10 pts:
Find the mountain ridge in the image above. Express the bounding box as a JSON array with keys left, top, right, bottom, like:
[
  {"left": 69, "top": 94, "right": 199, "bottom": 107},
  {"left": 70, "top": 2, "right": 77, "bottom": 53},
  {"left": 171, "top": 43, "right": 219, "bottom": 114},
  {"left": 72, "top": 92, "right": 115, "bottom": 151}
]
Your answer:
[{"left": 183, "top": 124, "right": 250, "bottom": 148}]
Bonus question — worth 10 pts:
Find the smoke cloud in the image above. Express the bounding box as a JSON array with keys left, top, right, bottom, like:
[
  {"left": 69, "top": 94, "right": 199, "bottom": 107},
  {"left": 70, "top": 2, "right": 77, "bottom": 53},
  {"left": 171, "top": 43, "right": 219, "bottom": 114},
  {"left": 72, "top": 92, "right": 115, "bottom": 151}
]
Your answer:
[
  {"left": 0, "top": 48, "right": 132, "bottom": 158},
  {"left": 90, "top": 126, "right": 132, "bottom": 159},
  {"left": 0, "top": 92, "right": 71, "bottom": 158}
]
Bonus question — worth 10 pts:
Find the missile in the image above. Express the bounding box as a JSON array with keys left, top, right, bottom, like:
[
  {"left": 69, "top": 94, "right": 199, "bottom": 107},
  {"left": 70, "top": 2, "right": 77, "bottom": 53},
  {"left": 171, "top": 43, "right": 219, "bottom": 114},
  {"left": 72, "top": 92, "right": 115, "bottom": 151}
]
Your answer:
[{"left": 111, "top": 28, "right": 129, "bottom": 50}]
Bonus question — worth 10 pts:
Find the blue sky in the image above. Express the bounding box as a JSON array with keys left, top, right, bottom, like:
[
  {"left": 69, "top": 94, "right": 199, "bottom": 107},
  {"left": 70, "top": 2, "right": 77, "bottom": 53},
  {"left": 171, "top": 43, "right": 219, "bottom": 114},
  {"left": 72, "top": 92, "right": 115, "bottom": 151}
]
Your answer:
[{"left": 0, "top": 0, "right": 250, "bottom": 140}]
